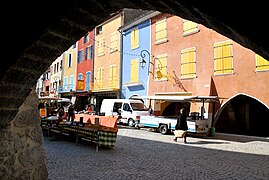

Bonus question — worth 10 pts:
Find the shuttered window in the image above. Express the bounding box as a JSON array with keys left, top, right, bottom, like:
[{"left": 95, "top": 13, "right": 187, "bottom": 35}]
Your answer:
[
  {"left": 256, "top": 54, "right": 269, "bottom": 71},
  {"left": 96, "top": 67, "right": 103, "bottom": 89},
  {"left": 214, "top": 40, "right": 233, "bottom": 75},
  {"left": 130, "top": 59, "right": 139, "bottom": 82},
  {"left": 86, "top": 71, "right": 91, "bottom": 91},
  {"left": 131, "top": 28, "right": 139, "bottom": 49},
  {"left": 183, "top": 19, "right": 199, "bottom": 35},
  {"left": 98, "top": 38, "right": 105, "bottom": 56},
  {"left": 155, "top": 54, "right": 167, "bottom": 80},
  {"left": 155, "top": 18, "right": 167, "bottom": 44},
  {"left": 108, "top": 65, "right": 117, "bottom": 88},
  {"left": 110, "top": 32, "right": 118, "bottom": 53},
  {"left": 181, "top": 47, "right": 196, "bottom": 78}
]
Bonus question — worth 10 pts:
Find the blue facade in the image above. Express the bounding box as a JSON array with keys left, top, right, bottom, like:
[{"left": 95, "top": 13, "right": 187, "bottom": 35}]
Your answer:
[{"left": 121, "top": 20, "right": 151, "bottom": 99}]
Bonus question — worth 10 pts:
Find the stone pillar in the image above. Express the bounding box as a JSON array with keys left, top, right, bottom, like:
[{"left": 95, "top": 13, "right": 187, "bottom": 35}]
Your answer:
[{"left": 0, "top": 89, "right": 48, "bottom": 179}]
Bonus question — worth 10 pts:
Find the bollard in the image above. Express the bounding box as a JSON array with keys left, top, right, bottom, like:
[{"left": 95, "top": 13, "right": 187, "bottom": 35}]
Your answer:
[{"left": 209, "top": 127, "right": 216, "bottom": 137}]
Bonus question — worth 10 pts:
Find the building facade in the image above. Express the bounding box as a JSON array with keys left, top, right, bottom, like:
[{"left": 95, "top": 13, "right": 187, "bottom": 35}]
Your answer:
[
  {"left": 148, "top": 13, "right": 269, "bottom": 136},
  {"left": 120, "top": 11, "right": 159, "bottom": 99},
  {"left": 59, "top": 43, "right": 78, "bottom": 101},
  {"left": 75, "top": 30, "right": 95, "bottom": 111},
  {"left": 50, "top": 54, "right": 63, "bottom": 98}
]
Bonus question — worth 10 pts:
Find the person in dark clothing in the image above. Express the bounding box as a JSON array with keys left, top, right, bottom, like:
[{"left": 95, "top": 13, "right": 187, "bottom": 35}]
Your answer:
[
  {"left": 67, "top": 103, "right": 75, "bottom": 124},
  {"left": 57, "top": 104, "right": 64, "bottom": 121},
  {"left": 173, "top": 108, "right": 189, "bottom": 143}
]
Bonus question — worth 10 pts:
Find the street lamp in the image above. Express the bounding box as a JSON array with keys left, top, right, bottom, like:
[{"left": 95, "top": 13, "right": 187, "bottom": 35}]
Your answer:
[
  {"left": 140, "top": 50, "right": 150, "bottom": 69},
  {"left": 140, "top": 49, "right": 162, "bottom": 76}
]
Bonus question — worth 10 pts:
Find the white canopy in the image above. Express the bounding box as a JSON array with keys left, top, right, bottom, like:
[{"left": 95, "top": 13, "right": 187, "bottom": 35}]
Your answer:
[{"left": 130, "top": 95, "right": 222, "bottom": 103}]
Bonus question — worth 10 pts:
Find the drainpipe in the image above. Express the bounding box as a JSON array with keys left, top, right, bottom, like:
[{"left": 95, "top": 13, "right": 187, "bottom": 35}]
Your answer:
[{"left": 119, "top": 12, "right": 124, "bottom": 98}]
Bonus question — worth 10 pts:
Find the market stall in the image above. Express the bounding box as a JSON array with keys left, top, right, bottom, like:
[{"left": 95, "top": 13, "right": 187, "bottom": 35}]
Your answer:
[{"left": 41, "top": 115, "right": 118, "bottom": 151}]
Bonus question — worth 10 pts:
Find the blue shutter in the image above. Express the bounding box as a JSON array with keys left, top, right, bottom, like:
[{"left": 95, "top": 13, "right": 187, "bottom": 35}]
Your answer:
[
  {"left": 90, "top": 45, "right": 93, "bottom": 59},
  {"left": 86, "top": 72, "right": 91, "bottom": 91}
]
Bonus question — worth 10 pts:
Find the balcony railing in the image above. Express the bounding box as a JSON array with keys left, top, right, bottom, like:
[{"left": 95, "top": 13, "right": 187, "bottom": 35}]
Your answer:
[{"left": 91, "top": 79, "right": 120, "bottom": 91}]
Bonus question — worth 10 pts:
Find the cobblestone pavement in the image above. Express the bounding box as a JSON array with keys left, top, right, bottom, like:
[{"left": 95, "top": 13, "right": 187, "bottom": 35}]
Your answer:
[{"left": 44, "top": 126, "right": 269, "bottom": 180}]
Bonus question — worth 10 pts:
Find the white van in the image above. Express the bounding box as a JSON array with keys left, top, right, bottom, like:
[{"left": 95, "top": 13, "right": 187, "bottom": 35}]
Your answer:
[{"left": 100, "top": 99, "right": 150, "bottom": 127}]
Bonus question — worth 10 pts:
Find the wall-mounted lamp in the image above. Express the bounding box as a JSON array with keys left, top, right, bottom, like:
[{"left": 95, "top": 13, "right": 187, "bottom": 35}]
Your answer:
[
  {"left": 140, "top": 50, "right": 163, "bottom": 77},
  {"left": 140, "top": 59, "right": 147, "bottom": 69},
  {"left": 140, "top": 50, "right": 150, "bottom": 69}
]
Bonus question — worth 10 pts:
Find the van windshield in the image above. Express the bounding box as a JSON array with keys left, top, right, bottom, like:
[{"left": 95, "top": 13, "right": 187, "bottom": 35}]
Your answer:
[{"left": 130, "top": 103, "right": 148, "bottom": 111}]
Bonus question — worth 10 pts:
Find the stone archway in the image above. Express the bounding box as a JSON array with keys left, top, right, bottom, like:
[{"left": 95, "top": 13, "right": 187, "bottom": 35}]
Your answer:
[{"left": 215, "top": 93, "right": 269, "bottom": 137}]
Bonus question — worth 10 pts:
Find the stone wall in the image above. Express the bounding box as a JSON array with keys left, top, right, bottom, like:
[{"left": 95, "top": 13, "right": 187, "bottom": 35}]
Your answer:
[{"left": 0, "top": 89, "right": 48, "bottom": 179}]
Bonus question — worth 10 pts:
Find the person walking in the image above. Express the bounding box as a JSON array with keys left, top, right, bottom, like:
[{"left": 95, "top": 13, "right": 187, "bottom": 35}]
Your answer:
[
  {"left": 173, "top": 107, "right": 189, "bottom": 143},
  {"left": 67, "top": 103, "right": 75, "bottom": 124}
]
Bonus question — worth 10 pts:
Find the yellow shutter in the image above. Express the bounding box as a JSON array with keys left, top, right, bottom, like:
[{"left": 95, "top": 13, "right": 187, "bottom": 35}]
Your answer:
[
  {"left": 112, "top": 65, "right": 117, "bottom": 87},
  {"left": 214, "top": 40, "right": 233, "bottom": 75},
  {"left": 98, "top": 41, "right": 101, "bottom": 56},
  {"left": 183, "top": 19, "right": 198, "bottom": 35},
  {"left": 131, "top": 59, "right": 139, "bottom": 82},
  {"left": 181, "top": 48, "right": 196, "bottom": 78},
  {"left": 155, "top": 54, "right": 167, "bottom": 80},
  {"left": 256, "top": 54, "right": 269, "bottom": 71},
  {"left": 109, "top": 66, "right": 112, "bottom": 87},
  {"left": 131, "top": 28, "right": 139, "bottom": 49},
  {"left": 110, "top": 33, "right": 117, "bottom": 52},
  {"left": 98, "top": 38, "right": 105, "bottom": 56},
  {"left": 98, "top": 67, "right": 103, "bottom": 88},
  {"left": 156, "top": 19, "right": 167, "bottom": 43}
]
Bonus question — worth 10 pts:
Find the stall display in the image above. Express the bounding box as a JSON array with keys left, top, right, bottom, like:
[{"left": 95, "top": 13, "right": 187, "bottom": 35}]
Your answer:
[{"left": 41, "top": 115, "right": 118, "bottom": 151}]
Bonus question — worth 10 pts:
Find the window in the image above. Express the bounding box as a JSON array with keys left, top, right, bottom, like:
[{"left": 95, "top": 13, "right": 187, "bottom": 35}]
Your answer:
[
  {"left": 113, "top": 102, "right": 122, "bottom": 113},
  {"left": 130, "top": 59, "right": 139, "bottom": 83},
  {"left": 96, "top": 67, "right": 103, "bottom": 89},
  {"left": 155, "top": 18, "right": 167, "bottom": 44},
  {"left": 78, "top": 73, "right": 83, "bottom": 80},
  {"left": 85, "top": 45, "right": 93, "bottom": 60},
  {"left": 182, "top": 19, "right": 199, "bottom": 36},
  {"left": 86, "top": 71, "right": 91, "bottom": 91},
  {"left": 85, "top": 47, "right": 89, "bottom": 60},
  {"left": 96, "top": 26, "right": 102, "bottom": 35},
  {"left": 131, "top": 28, "right": 139, "bottom": 49},
  {"left": 54, "top": 64, "right": 56, "bottom": 74},
  {"left": 155, "top": 54, "right": 167, "bottom": 80},
  {"left": 68, "top": 53, "right": 72, "bottom": 67},
  {"left": 214, "top": 40, "right": 233, "bottom": 75},
  {"left": 123, "top": 103, "right": 131, "bottom": 111},
  {"left": 63, "top": 77, "right": 68, "bottom": 91},
  {"left": 84, "top": 34, "right": 89, "bottom": 44},
  {"left": 181, "top": 47, "right": 196, "bottom": 78},
  {"left": 60, "top": 60, "right": 62, "bottom": 70},
  {"left": 108, "top": 65, "right": 117, "bottom": 88},
  {"left": 255, "top": 54, "right": 269, "bottom": 71},
  {"left": 56, "top": 62, "right": 59, "bottom": 73},
  {"left": 70, "top": 75, "right": 74, "bottom": 91},
  {"left": 98, "top": 38, "right": 105, "bottom": 56},
  {"left": 90, "top": 45, "right": 93, "bottom": 59},
  {"left": 78, "top": 50, "right": 84, "bottom": 63},
  {"left": 110, "top": 32, "right": 118, "bottom": 52}
]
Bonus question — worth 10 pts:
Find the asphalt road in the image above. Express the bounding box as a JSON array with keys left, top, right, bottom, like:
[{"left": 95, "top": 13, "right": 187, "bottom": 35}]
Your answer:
[{"left": 44, "top": 126, "right": 269, "bottom": 180}]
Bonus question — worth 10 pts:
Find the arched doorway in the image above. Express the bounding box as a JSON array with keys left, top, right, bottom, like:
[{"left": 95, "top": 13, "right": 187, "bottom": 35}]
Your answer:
[
  {"left": 215, "top": 94, "right": 269, "bottom": 137},
  {"left": 161, "top": 102, "right": 190, "bottom": 117}
]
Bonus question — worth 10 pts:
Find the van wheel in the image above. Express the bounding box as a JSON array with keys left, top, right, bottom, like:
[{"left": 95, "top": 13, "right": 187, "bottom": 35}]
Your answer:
[
  {"left": 159, "top": 124, "right": 168, "bottom": 135},
  {"left": 128, "top": 119, "right": 135, "bottom": 127}
]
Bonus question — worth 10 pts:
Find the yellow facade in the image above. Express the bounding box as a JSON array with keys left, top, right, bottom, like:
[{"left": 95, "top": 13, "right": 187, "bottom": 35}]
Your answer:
[
  {"left": 62, "top": 43, "right": 78, "bottom": 91},
  {"left": 93, "top": 14, "right": 123, "bottom": 91}
]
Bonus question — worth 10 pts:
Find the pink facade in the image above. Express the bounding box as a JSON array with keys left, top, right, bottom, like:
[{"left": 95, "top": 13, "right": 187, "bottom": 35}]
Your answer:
[
  {"left": 150, "top": 13, "right": 269, "bottom": 109},
  {"left": 76, "top": 30, "right": 94, "bottom": 91}
]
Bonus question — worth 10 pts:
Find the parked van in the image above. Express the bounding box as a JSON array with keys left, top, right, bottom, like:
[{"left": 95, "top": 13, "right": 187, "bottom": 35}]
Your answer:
[{"left": 100, "top": 99, "right": 150, "bottom": 127}]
